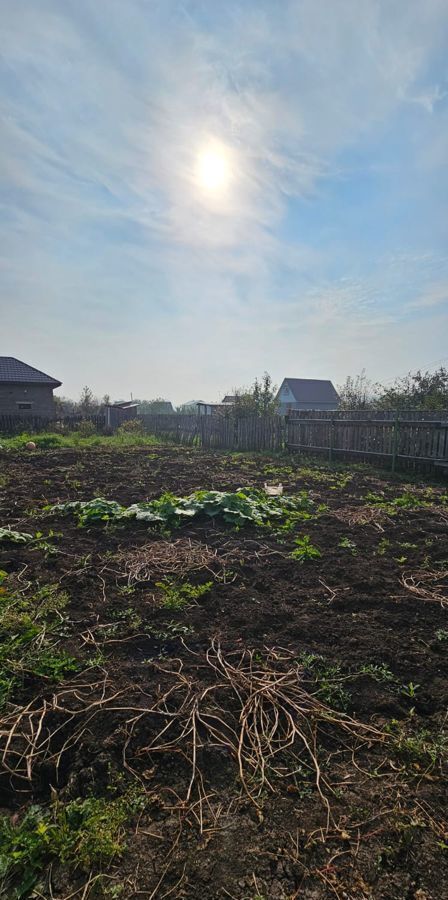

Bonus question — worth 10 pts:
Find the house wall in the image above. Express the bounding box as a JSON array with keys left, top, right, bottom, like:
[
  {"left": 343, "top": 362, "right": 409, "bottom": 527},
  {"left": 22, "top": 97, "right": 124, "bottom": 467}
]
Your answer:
[{"left": 0, "top": 383, "right": 56, "bottom": 416}]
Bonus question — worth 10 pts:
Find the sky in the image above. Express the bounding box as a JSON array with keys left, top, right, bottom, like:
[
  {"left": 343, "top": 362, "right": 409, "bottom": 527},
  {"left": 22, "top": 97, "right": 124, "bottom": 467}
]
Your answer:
[{"left": 1, "top": 0, "right": 448, "bottom": 404}]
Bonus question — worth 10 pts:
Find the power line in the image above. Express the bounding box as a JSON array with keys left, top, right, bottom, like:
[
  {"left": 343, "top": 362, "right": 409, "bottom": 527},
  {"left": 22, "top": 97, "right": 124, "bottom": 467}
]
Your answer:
[{"left": 381, "top": 355, "right": 448, "bottom": 385}]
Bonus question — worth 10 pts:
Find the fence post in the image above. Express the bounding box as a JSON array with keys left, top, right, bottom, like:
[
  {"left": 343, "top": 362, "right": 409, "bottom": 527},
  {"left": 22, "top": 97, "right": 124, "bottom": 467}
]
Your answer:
[
  {"left": 391, "top": 413, "right": 399, "bottom": 472},
  {"left": 328, "top": 414, "right": 335, "bottom": 463}
]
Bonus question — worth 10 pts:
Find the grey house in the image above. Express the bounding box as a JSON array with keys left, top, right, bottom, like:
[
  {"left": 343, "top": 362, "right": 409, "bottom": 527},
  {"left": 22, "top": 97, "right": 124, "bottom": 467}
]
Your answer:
[
  {"left": 276, "top": 378, "right": 339, "bottom": 414},
  {"left": 0, "top": 357, "right": 62, "bottom": 417}
]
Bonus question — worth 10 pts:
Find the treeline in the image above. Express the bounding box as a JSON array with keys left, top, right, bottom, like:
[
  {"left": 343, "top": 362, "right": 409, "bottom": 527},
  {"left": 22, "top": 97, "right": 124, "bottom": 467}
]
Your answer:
[
  {"left": 338, "top": 367, "right": 448, "bottom": 411},
  {"left": 55, "top": 366, "right": 448, "bottom": 420},
  {"left": 55, "top": 387, "right": 175, "bottom": 416}
]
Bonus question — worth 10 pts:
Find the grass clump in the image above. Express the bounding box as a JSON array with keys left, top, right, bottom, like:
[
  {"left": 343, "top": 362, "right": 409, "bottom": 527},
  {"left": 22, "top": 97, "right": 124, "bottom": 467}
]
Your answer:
[
  {"left": 0, "top": 430, "right": 159, "bottom": 451},
  {"left": 386, "top": 721, "right": 448, "bottom": 774},
  {"left": 0, "top": 792, "right": 140, "bottom": 898},
  {"left": 358, "top": 662, "right": 396, "bottom": 683},
  {"left": 297, "top": 652, "right": 349, "bottom": 710},
  {"left": 156, "top": 578, "right": 213, "bottom": 609},
  {"left": 365, "top": 490, "right": 432, "bottom": 514}
]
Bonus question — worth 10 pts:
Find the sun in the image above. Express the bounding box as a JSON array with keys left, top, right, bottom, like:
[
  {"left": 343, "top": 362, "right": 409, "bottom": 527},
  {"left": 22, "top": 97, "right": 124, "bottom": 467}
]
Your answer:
[{"left": 196, "top": 143, "right": 231, "bottom": 193}]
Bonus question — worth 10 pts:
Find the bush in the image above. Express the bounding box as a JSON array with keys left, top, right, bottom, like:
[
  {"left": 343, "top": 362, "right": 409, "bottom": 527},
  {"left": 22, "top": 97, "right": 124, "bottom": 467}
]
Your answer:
[
  {"left": 117, "top": 418, "right": 143, "bottom": 434},
  {"left": 75, "top": 420, "right": 96, "bottom": 437},
  {"left": 32, "top": 434, "right": 64, "bottom": 449}
]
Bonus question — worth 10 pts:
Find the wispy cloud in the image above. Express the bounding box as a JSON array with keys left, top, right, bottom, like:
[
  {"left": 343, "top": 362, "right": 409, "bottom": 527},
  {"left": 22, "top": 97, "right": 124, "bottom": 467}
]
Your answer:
[{"left": 1, "top": 0, "right": 448, "bottom": 400}]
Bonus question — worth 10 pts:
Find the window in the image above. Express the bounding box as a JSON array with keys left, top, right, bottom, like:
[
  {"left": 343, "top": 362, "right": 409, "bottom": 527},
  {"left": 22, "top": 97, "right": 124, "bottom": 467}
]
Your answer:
[{"left": 17, "top": 402, "right": 32, "bottom": 410}]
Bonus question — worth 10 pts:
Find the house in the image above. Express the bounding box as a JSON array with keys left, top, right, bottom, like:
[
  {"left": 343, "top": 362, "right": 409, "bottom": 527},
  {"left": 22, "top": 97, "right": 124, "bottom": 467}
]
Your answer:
[
  {"left": 0, "top": 357, "right": 61, "bottom": 417},
  {"left": 276, "top": 378, "right": 339, "bottom": 414},
  {"left": 222, "top": 395, "right": 236, "bottom": 405},
  {"left": 104, "top": 401, "right": 139, "bottom": 429}
]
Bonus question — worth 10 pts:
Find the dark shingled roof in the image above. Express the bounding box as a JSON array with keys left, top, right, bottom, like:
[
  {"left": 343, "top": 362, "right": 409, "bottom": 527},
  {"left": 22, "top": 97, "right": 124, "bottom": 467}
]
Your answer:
[
  {"left": 280, "top": 378, "right": 339, "bottom": 402},
  {"left": 0, "top": 357, "right": 62, "bottom": 387}
]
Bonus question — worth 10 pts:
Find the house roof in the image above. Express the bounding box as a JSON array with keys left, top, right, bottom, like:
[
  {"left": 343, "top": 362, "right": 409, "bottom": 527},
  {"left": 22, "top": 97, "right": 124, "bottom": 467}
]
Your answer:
[
  {"left": 280, "top": 378, "right": 339, "bottom": 403},
  {"left": 0, "top": 357, "right": 62, "bottom": 387},
  {"left": 105, "top": 401, "right": 139, "bottom": 409},
  {"left": 222, "top": 395, "right": 236, "bottom": 404}
]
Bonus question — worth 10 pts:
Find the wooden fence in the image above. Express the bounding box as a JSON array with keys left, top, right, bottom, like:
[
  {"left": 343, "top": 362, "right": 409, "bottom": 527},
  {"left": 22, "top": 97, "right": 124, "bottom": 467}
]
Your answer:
[
  {"left": 1, "top": 410, "right": 447, "bottom": 473},
  {"left": 286, "top": 414, "right": 448, "bottom": 472},
  {"left": 140, "top": 412, "right": 448, "bottom": 472},
  {"left": 0, "top": 414, "right": 106, "bottom": 435},
  {"left": 140, "top": 414, "right": 284, "bottom": 452},
  {"left": 290, "top": 408, "right": 448, "bottom": 421}
]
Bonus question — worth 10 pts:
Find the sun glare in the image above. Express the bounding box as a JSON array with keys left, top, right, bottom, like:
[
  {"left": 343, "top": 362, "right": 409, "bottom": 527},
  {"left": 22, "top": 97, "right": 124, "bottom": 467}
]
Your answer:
[{"left": 196, "top": 144, "right": 231, "bottom": 193}]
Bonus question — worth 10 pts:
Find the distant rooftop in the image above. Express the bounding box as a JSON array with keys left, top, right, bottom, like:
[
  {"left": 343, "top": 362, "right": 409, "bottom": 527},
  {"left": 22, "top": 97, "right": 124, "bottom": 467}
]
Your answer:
[
  {"left": 279, "top": 378, "right": 339, "bottom": 403},
  {"left": 0, "top": 357, "right": 62, "bottom": 387}
]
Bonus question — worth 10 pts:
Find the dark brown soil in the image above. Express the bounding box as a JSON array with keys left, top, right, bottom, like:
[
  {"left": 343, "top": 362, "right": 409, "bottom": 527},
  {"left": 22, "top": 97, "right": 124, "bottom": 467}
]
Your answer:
[{"left": 0, "top": 446, "right": 447, "bottom": 899}]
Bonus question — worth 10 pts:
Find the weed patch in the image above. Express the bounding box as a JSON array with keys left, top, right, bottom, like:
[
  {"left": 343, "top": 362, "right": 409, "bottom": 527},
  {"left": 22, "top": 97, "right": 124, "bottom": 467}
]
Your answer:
[
  {"left": 0, "top": 791, "right": 141, "bottom": 898},
  {"left": 0, "top": 574, "right": 78, "bottom": 708},
  {"left": 156, "top": 578, "right": 213, "bottom": 609}
]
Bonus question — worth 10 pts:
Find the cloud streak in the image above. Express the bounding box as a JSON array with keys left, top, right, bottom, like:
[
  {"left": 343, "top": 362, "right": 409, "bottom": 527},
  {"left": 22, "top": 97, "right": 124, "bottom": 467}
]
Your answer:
[{"left": 1, "top": 0, "right": 448, "bottom": 400}]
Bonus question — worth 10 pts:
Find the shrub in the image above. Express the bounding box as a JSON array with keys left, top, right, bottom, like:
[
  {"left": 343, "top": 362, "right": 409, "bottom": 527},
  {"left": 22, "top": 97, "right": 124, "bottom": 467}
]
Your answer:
[
  {"left": 117, "top": 418, "right": 144, "bottom": 434},
  {"left": 75, "top": 419, "right": 96, "bottom": 437}
]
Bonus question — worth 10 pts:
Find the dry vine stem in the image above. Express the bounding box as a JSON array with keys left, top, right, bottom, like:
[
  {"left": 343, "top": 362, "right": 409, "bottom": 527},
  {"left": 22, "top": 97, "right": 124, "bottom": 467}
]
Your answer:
[
  {"left": 125, "top": 641, "right": 387, "bottom": 831},
  {"left": 401, "top": 569, "right": 448, "bottom": 607},
  {"left": 115, "top": 538, "right": 227, "bottom": 583},
  {"left": 332, "top": 505, "right": 390, "bottom": 529},
  {"left": 0, "top": 675, "right": 124, "bottom": 784}
]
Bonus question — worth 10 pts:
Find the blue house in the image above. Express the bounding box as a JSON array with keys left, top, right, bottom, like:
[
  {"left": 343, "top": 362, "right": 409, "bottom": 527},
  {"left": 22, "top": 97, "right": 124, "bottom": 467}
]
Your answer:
[{"left": 276, "top": 378, "right": 339, "bottom": 415}]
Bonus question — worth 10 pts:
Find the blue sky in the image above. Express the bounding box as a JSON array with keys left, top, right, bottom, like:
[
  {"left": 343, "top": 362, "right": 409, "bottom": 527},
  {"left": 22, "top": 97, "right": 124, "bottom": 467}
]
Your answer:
[{"left": 1, "top": 0, "right": 448, "bottom": 403}]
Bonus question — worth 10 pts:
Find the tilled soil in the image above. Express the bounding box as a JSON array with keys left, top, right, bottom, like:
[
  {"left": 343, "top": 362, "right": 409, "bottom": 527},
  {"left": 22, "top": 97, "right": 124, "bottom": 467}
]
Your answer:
[{"left": 0, "top": 446, "right": 447, "bottom": 899}]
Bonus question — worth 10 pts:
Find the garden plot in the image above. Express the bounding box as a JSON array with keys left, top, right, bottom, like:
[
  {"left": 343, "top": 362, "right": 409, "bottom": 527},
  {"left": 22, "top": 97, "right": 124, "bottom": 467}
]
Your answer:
[{"left": 0, "top": 445, "right": 447, "bottom": 899}]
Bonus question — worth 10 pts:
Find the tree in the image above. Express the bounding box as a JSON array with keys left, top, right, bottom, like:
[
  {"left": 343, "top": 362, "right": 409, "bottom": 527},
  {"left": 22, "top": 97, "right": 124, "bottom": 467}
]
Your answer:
[
  {"left": 78, "top": 386, "right": 96, "bottom": 416},
  {"left": 377, "top": 367, "right": 448, "bottom": 411},
  {"left": 135, "top": 398, "right": 174, "bottom": 414},
  {"left": 232, "top": 372, "right": 278, "bottom": 417},
  {"left": 337, "top": 371, "right": 378, "bottom": 410},
  {"left": 54, "top": 395, "right": 76, "bottom": 415}
]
